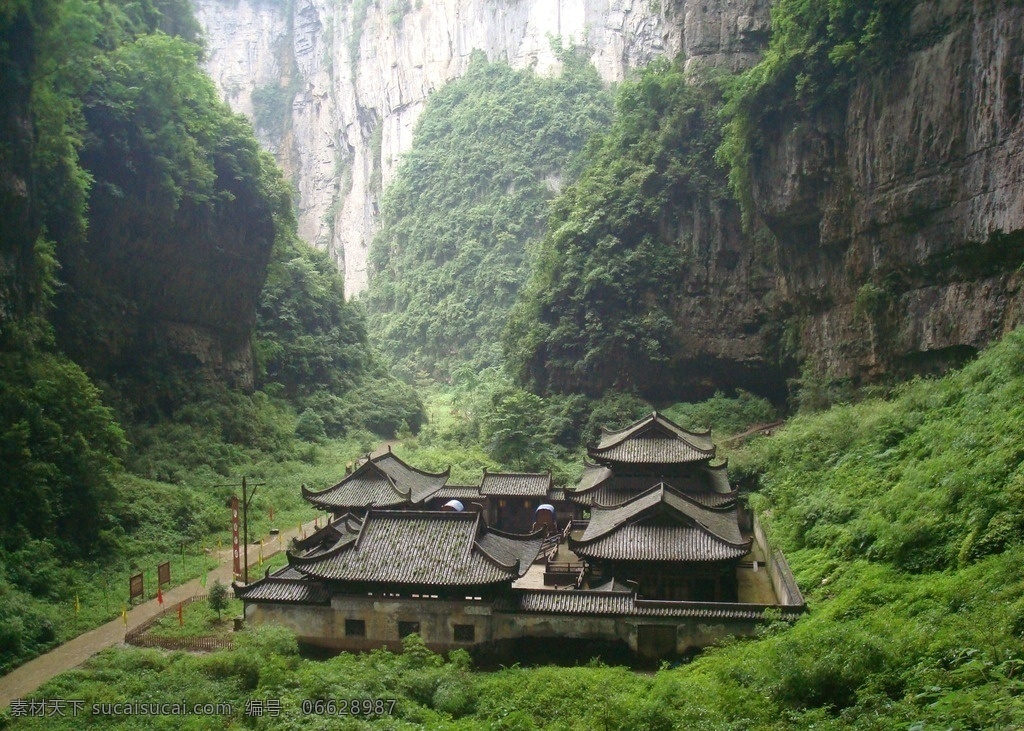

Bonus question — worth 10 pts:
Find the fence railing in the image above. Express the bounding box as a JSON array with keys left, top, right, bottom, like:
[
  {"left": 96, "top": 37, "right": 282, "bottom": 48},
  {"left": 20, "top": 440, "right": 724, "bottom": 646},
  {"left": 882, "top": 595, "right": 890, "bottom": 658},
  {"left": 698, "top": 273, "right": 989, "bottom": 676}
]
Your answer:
[
  {"left": 127, "top": 634, "right": 233, "bottom": 652},
  {"left": 124, "top": 593, "right": 233, "bottom": 652}
]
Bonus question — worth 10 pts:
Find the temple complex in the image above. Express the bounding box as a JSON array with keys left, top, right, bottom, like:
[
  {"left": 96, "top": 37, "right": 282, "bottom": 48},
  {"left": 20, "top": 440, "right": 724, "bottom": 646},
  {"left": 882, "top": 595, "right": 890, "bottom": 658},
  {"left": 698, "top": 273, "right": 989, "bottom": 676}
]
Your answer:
[{"left": 236, "top": 413, "right": 804, "bottom": 660}]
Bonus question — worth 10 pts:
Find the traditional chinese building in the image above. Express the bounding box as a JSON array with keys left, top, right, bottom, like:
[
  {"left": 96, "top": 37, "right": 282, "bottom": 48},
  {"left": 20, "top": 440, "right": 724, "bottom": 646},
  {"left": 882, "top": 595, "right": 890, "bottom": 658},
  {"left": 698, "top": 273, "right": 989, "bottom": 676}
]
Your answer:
[
  {"left": 566, "top": 413, "right": 749, "bottom": 601},
  {"left": 236, "top": 413, "right": 805, "bottom": 660}
]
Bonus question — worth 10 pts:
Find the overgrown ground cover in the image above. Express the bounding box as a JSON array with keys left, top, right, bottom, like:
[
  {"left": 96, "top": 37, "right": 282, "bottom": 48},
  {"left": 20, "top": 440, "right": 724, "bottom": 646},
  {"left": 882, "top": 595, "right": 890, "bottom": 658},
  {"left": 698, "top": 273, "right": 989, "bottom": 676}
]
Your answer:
[
  {"left": 8, "top": 331, "right": 1024, "bottom": 729},
  {"left": 0, "top": 0, "right": 421, "bottom": 675},
  {"left": 0, "top": 427, "right": 375, "bottom": 676}
]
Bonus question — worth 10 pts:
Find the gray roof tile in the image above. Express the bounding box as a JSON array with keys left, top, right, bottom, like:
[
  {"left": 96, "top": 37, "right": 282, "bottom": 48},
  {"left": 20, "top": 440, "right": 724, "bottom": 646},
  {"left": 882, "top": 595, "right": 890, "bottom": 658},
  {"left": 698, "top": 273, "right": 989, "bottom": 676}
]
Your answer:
[
  {"left": 480, "top": 472, "right": 552, "bottom": 497},
  {"left": 302, "top": 452, "right": 450, "bottom": 510},
  {"left": 234, "top": 568, "right": 331, "bottom": 605},
  {"left": 575, "top": 524, "right": 749, "bottom": 562},
  {"left": 290, "top": 510, "right": 543, "bottom": 587},
  {"left": 589, "top": 412, "right": 716, "bottom": 465},
  {"left": 571, "top": 484, "right": 749, "bottom": 562},
  {"left": 501, "top": 590, "right": 804, "bottom": 619},
  {"left": 567, "top": 474, "right": 737, "bottom": 508}
]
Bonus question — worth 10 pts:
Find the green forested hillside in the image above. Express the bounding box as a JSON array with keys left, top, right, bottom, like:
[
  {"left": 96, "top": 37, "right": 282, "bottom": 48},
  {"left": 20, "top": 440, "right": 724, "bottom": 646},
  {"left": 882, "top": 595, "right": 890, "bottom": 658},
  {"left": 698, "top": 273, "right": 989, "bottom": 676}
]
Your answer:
[
  {"left": 364, "top": 50, "right": 613, "bottom": 380},
  {"left": 0, "top": 0, "right": 419, "bottom": 674},
  {"left": 8, "top": 328, "right": 1024, "bottom": 729},
  {"left": 505, "top": 59, "right": 734, "bottom": 398}
]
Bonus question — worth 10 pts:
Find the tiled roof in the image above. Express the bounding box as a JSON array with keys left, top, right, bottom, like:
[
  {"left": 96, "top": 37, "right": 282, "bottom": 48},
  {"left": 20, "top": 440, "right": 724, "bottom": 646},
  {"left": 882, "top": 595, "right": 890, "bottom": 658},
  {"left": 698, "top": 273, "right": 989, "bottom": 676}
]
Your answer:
[
  {"left": 302, "top": 452, "right": 450, "bottom": 510},
  {"left": 589, "top": 412, "right": 715, "bottom": 465},
  {"left": 293, "top": 514, "right": 362, "bottom": 552},
  {"left": 289, "top": 510, "right": 543, "bottom": 587},
  {"left": 478, "top": 529, "right": 543, "bottom": 571},
  {"left": 501, "top": 590, "right": 804, "bottom": 620},
  {"left": 373, "top": 452, "right": 451, "bottom": 503},
  {"left": 480, "top": 472, "right": 552, "bottom": 497},
  {"left": 566, "top": 474, "right": 737, "bottom": 508},
  {"left": 577, "top": 461, "right": 612, "bottom": 492},
  {"left": 574, "top": 524, "right": 749, "bottom": 562},
  {"left": 590, "top": 578, "right": 635, "bottom": 593},
  {"left": 234, "top": 567, "right": 331, "bottom": 605},
  {"left": 510, "top": 590, "right": 634, "bottom": 614},
  {"left": 433, "top": 485, "right": 483, "bottom": 500},
  {"left": 581, "top": 484, "right": 746, "bottom": 545},
  {"left": 707, "top": 461, "right": 732, "bottom": 492},
  {"left": 570, "top": 484, "right": 749, "bottom": 562}
]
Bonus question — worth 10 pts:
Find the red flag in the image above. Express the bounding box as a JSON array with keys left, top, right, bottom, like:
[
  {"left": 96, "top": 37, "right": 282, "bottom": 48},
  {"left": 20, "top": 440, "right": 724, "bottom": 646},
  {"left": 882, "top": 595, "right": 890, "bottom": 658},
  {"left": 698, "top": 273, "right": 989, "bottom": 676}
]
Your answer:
[
  {"left": 178, "top": 604, "right": 183, "bottom": 627},
  {"left": 157, "top": 585, "right": 164, "bottom": 605}
]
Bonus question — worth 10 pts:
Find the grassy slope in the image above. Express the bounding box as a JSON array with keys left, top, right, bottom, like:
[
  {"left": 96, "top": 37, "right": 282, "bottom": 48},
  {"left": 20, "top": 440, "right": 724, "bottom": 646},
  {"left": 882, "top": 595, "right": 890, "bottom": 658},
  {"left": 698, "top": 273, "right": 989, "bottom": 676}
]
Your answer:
[{"left": 7, "top": 330, "right": 1024, "bottom": 729}]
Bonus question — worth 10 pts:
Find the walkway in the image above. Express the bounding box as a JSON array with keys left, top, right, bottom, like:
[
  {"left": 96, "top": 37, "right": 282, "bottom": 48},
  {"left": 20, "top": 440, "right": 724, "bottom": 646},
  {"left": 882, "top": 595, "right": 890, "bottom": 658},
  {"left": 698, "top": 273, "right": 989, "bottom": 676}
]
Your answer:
[{"left": 0, "top": 518, "right": 320, "bottom": 709}]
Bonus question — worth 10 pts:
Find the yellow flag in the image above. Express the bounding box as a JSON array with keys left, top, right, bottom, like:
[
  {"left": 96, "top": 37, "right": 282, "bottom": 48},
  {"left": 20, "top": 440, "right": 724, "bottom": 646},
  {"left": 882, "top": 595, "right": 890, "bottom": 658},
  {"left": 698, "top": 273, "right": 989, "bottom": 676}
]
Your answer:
[
  {"left": 121, "top": 604, "right": 128, "bottom": 627},
  {"left": 75, "top": 594, "right": 80, "bottom": 614}
]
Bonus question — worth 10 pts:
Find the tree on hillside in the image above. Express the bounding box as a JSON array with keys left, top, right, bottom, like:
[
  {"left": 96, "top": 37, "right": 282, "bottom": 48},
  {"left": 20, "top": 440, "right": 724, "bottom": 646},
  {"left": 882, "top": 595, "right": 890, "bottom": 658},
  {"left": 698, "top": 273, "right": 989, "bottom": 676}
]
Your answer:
[{"left": 208, "top": 580, "right": 229, "bottom": 621}]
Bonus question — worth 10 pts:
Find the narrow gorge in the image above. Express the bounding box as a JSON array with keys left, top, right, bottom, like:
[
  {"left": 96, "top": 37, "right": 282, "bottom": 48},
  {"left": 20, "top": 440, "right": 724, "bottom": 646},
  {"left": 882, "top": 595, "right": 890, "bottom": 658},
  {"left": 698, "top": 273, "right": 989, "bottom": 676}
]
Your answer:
[{"left": 193, "top": 0, "right": 1024, "bottom": 399}]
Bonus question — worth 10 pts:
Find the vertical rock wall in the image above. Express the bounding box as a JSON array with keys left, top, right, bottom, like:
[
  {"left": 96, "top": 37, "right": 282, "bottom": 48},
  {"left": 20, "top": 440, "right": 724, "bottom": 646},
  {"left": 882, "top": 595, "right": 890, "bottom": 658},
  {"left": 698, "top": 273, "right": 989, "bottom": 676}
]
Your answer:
[
  {"left": 192, "top": 0, "right": 768, "bottom": 295},
  {"left": 752, "top": 0, "right": 1024, "bottom": 382}
]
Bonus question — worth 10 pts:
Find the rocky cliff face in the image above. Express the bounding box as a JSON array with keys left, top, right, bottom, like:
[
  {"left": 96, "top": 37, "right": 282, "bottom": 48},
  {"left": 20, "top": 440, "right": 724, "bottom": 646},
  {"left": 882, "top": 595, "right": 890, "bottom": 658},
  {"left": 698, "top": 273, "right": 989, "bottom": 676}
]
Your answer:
[
  {"left": 0, "top": 9, "right": 41, "bottom": 330},
  {"left": 192, "top": 0, "right": 769, "bottom": 295},
  {"left": 752, "top": 0, "right": 1024, "bottom": 384},
  {"left": 193, "top": 0, "right": 1024, "bottom": 398}
]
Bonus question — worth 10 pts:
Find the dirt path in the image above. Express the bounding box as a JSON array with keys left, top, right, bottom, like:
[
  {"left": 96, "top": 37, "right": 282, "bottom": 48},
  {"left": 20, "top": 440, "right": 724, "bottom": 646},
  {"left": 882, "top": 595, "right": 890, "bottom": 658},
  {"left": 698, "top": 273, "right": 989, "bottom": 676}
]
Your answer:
[{"left": 0, "top": 518, "right": 321, "bottom": 709}]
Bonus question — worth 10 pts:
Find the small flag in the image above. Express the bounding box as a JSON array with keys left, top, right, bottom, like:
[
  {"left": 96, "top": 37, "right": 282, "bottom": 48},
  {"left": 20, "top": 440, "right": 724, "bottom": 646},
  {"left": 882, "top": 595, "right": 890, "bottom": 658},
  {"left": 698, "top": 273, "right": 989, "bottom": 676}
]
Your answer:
[
  {"left": 75, "top": 594, "right": 80, "bottom": 614},
  {"left": 200, "top": 571, "right": 207, "bottom": 588},
  {"left": 258, "top": 539, "right": 264, "bottom": 567},
  {"left": 157, "top": 585, "right": 164, "bottom": 605},
  {"left": 178, "top": 604, "right": 184, "bottom": 627},
  {"left": 122, "top": 604, "right": 128, "bottom": 627}
]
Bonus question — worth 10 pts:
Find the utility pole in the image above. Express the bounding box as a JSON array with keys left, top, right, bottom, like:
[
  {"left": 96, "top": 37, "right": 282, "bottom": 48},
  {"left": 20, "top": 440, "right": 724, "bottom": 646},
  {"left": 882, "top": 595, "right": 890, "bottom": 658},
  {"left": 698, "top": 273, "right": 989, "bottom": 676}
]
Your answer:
[
  {"left": 217, "top": 477, "right": 265, "bottom": 584},
  {"left": 242, "top": 477, "right": 257, "bottom": 584}
]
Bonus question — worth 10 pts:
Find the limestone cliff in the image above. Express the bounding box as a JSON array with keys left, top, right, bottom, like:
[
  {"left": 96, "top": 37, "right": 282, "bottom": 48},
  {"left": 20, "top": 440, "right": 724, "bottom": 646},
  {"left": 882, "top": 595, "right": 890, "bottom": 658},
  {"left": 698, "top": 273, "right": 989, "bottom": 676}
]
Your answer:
[
  {"left": 193, "top": 0, "right": 1024, "bottom": 398},
  {"left": 751, "top": 0, "right": 1024, "bottom": 384},
  {"left": 192, "top": 0, "right": 769, "bottom": 295}
]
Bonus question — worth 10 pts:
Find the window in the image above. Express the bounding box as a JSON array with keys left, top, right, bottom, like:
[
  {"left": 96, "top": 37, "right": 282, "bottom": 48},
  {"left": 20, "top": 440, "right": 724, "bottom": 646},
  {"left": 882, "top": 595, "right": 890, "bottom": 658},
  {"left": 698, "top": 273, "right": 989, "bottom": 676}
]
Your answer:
[
  {"left": 345, "top": 619, "right": 366, "bottom": 637},
  {"left": 453, "top": 624, "right": 475, "bottom": 642},
  {"left": 398, "top": 621, "right": 421, "bottom": 638}
]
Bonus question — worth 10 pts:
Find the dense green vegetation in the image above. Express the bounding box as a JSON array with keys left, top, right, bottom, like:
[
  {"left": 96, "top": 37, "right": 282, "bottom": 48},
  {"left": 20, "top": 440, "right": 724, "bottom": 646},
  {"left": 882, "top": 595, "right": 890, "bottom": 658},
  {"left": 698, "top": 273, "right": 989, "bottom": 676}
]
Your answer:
[
  {"left": 364, "top": 50, "right": 613, "bottom": 380},
  {"left": 7, "top": 328, "right": 1024, "bottom": 728},
  {"left": 0, "top": 0, "right": 419, "bottom": 675},
  {"left": 255, "top": 237, "right": 423, "bottom": 439},
  {"left": 505, "top": 58, "right": 732, "bottom": 398},
  {"left": 355, "top": 372, "right": 772, "bottom": 493},
  {"left": 718, "top": 0, "right": 912, "bottom": 218}
]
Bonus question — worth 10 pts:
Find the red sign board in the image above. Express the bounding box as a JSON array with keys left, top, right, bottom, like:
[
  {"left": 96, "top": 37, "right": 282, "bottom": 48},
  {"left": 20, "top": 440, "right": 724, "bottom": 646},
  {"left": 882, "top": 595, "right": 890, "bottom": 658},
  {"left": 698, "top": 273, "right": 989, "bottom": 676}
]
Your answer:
[{"left": 231, "top": 495, "right": 240, "bottom": 579}]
